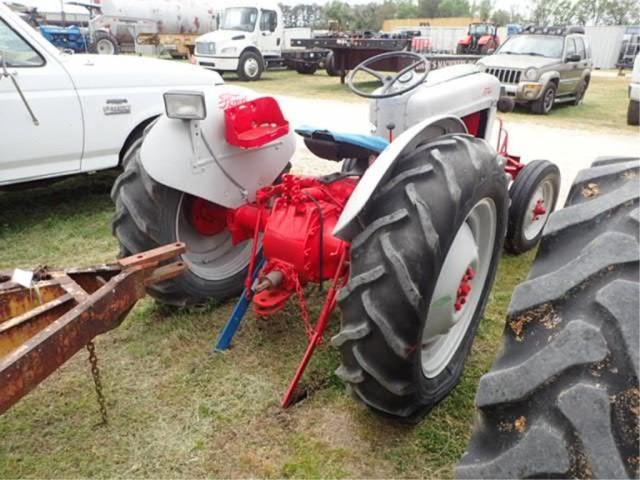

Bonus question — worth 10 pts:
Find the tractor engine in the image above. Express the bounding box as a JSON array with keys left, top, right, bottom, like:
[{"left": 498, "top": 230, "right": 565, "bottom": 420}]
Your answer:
[{"left": 226, "top": 174, "right": 356, "bottom": 316}]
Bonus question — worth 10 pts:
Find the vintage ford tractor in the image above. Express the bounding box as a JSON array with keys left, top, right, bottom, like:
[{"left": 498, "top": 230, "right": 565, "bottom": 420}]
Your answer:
[{"left": 111, "top": 52, "right": 560, "bottom": 418}]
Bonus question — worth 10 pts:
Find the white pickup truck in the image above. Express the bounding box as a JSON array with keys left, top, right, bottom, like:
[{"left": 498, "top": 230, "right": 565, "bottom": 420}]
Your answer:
[{"left": 0, "top": 3, "right": 222, "bottom": 188}]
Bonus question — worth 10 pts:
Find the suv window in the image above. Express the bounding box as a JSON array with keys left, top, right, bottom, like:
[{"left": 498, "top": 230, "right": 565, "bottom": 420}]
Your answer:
[
  {"left": 0, "top": 18, "right": 44, "bottom": 67},
  {"left": 574, "top": 37, "right": 586, "bottom": 59},
  {"left": 498, "top": 34, "right": 564, "bottom": 58},
  {"left": 260, "top": 10, "right": 277, "bottom": 32}
]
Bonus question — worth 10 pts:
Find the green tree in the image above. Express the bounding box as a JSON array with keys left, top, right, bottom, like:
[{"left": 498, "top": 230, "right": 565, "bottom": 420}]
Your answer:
[
  {"left": 418, "top": 0, "right": 441, "bottom": 17},
  {"left": 323, "top": 0, "right": 354, "bottom": 29},
  {"left": 490, "top": 8, "right": 510, "bottom": 25},
  {"left": 603, "top": 0, "right": 640, "bottom": 24},
  {"left": 439, "top": 0, "right": 471, "bottom": 16},
  {"left": 395, "top": 0, "right": 419, "bottom": 18},
  {"left": 478, "top": 0, "right": 493, "bottom": 20}
]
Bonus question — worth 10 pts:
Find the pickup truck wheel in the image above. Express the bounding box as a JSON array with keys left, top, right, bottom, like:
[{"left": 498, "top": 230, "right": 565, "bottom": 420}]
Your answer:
[
  {"left": 628, "top": 99, "right": 639, "bottom": 126},
  {"left": 333, "top": 134, "right": 508, "bottom": 420},
  {"left": 457, "top": 157, "right": 640, "bottom": 479},
  {"left": 93, "top": 32, "right": 119, "bottom": 55},
  {"left": 531, "top": 83, "right": 556, "bottom": 114},
  {"left": 111, "top": 153, "right": 251, "bottom": 306},
  {"left": 237, "top": 51, "right": 263, "bottom": 81},
  {"left": 505, "top": 160, "right": 560, "bottom": 254}
]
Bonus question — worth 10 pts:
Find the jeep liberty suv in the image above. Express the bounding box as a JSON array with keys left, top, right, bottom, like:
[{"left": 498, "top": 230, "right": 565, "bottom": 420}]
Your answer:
[{"left": 477, "top": 26, "right": 592, "bottom": 114}]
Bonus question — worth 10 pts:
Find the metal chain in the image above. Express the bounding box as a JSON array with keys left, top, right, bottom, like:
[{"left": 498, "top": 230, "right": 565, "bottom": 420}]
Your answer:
[{"left": 86, "top": 341, "right": 108, "bottom": 426}]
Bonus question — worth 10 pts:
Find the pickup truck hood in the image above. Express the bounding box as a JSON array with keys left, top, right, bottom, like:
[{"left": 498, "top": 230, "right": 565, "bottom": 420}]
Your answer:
[
  {"left": 59, "top": 54, "right": 223, "bottom": 89},
  {"left": 196, "top": 29, "right": 250, "bottom": 43},
  {"left": 478, "top": 54, "right": 559, "bottom": 70}
]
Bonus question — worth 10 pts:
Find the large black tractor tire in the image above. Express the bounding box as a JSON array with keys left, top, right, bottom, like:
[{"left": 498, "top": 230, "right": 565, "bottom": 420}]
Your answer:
[
  {"left": 530, "top": 83, "right": 556, "bottom": 114},
  {"left": 92, "top": 31, "right": 119, "bottom": 55},
  {"left": 628, "top": 99, "right": 639, "bottom": 126},
  {"left": 333, "top": 134, "right": 508, "bottom": 420},
  {"left": 457, "top": 157, "right": 640, "bottom": 479},
  {"left": 237, "top": 50, "right": 263, "bottom": 81},
  {"left": 505, "top": 160, "right": 560, "bottom": 255},
  {"left": 456, "top": 44, "right": 466, "bottom": 54},
  {"left": 325, "top": 51, "right": 339, "bottom": 77},
  {"left": 111, "top": 153, "right": 250, "bottom": 306}
]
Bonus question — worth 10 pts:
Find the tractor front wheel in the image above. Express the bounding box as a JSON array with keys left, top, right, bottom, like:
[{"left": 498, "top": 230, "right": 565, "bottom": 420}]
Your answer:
[
  {"left": 334, "top": 134, "right": 508, "bottom": 420},
  {"left": 505, "top": 160, "right": 560, "bottom": 254},
  {"left": 111, "top": 153, "right": 252, "bottom": 306}
]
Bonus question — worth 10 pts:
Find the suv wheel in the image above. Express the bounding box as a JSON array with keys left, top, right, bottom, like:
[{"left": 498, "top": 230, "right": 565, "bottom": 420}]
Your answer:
[
  {"left": 531, "top": 83, "right": 556, "bottom": 114},
  {"left": 572, "top": 79, "right": 588, "bottom": 106}
]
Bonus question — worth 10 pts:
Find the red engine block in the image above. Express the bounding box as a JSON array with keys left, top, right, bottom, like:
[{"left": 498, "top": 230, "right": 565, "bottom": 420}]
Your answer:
[{"left": 227, "top": 174, "right": 356, "bottom": 315}]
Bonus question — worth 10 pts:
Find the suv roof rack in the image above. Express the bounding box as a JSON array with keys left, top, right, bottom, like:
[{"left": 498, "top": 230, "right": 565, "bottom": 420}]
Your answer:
[{"left": 521, "top": 25, "right": 585, "bottom": 36}]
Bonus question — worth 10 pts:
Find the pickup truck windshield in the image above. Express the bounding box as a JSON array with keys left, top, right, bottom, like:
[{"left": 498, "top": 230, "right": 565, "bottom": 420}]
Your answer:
[
  {"left": 221, "top": 7, "right": 258, "bottom": 32},
  {"left": 0, "top": 18, "right": 44, "bottom": 67},
  {"left": 498, "top": 35, "right": 564, "bottom": 58}
]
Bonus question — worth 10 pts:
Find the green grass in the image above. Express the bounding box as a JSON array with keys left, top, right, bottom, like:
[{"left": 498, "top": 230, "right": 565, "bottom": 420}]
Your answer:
[
  {"left": 223, "top": 69, "right": 636, "bottom": 134},
  {"left": 0, "top": 175, "right": 534, "bottom": 478}
]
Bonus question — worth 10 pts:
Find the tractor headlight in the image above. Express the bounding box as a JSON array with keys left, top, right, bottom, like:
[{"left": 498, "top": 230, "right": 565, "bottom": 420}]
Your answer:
[
  {"left": 163, "top": 91, "right": 206, "bottom": 120},
  {"left": 524, "top": 67, "right": 538, "bottom": 81}
]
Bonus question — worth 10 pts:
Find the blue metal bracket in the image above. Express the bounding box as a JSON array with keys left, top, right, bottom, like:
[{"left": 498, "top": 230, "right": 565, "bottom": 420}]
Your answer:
[{"left": 214, "top": 256, "right": 265, "bottom": 352}]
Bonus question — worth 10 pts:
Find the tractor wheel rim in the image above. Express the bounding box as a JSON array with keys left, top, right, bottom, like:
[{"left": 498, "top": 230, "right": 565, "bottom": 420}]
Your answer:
[
  {"left": 544, "top": 88, "right": 554, "bottom": 111},
  {"left": 244, "top": 58, "right": 259, "bottom": 78},
  {"left": 421, "top": 197, "right": 497, "bottom": 378},
  {"left": 175, "top": 194, "right": 252, "bottom": 281},
  {"left": 523, "top": 178, "right": 554, "bottom": 241},
  {"left": 96, "top": 38, "right": 114, "bottom": 55}
]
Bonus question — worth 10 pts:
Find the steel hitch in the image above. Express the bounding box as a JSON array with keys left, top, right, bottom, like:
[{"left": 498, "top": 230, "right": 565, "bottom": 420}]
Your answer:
[{"left": 0, "top": 243, "right": 186, "bottom": 417}]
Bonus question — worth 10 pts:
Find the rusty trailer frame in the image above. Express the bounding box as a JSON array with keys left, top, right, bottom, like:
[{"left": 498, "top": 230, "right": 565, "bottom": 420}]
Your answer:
[{"left": 0, "top": 243, "right": 186, "bottom": 416}]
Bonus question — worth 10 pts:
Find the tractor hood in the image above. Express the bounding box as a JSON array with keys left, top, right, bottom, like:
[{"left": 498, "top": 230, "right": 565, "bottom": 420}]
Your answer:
[
  {"left": 478, "top": 54, "right": 559, "bottom": 70},
  {"left": 59, "top": 53, "right": 223, "bottom": 88}
]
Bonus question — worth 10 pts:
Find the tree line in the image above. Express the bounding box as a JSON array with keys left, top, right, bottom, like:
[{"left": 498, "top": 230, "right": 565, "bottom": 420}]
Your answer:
[{"left": 280, "top": 0, "right": 639, "bottom": 30}]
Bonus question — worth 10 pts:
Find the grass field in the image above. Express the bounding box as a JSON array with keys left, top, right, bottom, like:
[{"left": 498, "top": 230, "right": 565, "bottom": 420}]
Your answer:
[
  {"left": 0, "top": 171, "right": 535, "bottom": 477},
  {"left": 224, "top": 69, "right": 637, "bottom": 135}
]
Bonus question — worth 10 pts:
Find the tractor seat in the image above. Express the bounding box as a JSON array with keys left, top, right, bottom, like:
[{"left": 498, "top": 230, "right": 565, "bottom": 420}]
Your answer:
[{"left": 295, "top": 126, "right": 389, "bottom": 162}]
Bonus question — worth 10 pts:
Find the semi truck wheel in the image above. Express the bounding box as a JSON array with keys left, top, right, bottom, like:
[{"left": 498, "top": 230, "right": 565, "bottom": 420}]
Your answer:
[
  {"left": 237, "top": 51, "right": 263, "bottom": 81},
  {"left": 531, "top": 83, "right": 556, "bottom": 114},
  {"left": 334, "top": 134, "right": 508, "bottom": 420},
  {"left": 111, "top": 153, "right": 252, "bottom": 306},
  {"left": 325, "top": 51, "right": 339, "bottom": 77},
  {"left": 93, "top": 31, "right": 119, "bottom": 55},
  {"left": 458, "top": 157, "right": 640, "bottom": 479},
  {"left": 628, "top": 99, "right": 639, "bottom": 126},
  {"left": 296, "top": 64, "right": 318, "bottom": 75},
  {"left": 505, "top": 160, "right": 560, "bottom": 254}
]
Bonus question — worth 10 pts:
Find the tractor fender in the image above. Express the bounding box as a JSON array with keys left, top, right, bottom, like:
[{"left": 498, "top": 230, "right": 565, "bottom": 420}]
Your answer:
[
  {"left": 458, "top": 35, "right": 472, "bottom": 46},
  {"left": 477, "top": 35, "right": 493, "bottom": 46},
  {"left": 333, "top": 115, "right": 467, "bottom": 240},
  {"left": 139, "top": 85, "right": 296, "bottom": 208}
]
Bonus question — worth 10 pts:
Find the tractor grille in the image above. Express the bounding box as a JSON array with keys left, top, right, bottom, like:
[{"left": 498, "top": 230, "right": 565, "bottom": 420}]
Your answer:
[
  {"left": 486, "top": 68, "right": 521, "bottom": 84},
  {"left": 195, "top": 42, "right": 215, "bottom": 56}
]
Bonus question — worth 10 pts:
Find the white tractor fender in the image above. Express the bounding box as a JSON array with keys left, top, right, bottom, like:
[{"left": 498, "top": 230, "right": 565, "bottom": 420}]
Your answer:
[
  {"left": 140, "top": 85, "right": 296, "bottom": 208},
  {"left": 333, "top": 115, "right": 468, "bottom": 241}
]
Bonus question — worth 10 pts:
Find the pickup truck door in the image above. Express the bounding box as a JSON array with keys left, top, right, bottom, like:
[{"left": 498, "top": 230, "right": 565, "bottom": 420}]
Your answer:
[
  {"left": 258, "top": 9, "right": 280, "bottom": 57},
  {"left": 0, "top": 17, "right": 83, "bottom": 185}
]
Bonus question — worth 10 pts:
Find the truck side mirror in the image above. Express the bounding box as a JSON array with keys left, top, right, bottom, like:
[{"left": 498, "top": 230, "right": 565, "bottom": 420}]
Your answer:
[{"left": 565, "top": 53, "right": 580, "bottom": 62}]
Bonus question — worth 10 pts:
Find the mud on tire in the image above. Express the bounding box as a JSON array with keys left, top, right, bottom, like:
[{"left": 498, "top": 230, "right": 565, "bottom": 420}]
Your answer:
[
  {"left": 457, "top": 157, "right": 640, "bottom": 479},
  {"left": 333, "top": 134, "right": 508, "bottom": 420}
]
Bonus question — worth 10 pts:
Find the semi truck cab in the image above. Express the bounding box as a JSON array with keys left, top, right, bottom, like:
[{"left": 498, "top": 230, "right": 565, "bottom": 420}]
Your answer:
[{"left": 193, "top": 1, "right": 284, "bottom": 81}]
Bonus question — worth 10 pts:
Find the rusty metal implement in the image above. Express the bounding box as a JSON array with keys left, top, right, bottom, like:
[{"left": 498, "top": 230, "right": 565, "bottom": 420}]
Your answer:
[{"left": 0, "top": 243, "right": 186, "bottom": 415}]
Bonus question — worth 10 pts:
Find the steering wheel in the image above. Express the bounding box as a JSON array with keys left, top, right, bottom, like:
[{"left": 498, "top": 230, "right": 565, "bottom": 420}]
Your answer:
[{"left": 347, "top": 51, "right": 430, "bottom": 99}]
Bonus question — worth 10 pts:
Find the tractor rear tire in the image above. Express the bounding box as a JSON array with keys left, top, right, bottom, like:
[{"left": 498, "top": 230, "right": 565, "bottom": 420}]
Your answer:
[
  {"left": 334, "top": 134, "right": 508, "bottom": 420},
  {"left": 505, "top": 160, "right": 560, "bottom": 254},
  {"left": 457, "top": 157, "right": 640, "bottom": 479},
  {"left": 456, "top": 44, "right": 465, "bottom": 54},
  {"left": 111, "top": 153, "right": 251, "bottom": 306}
]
